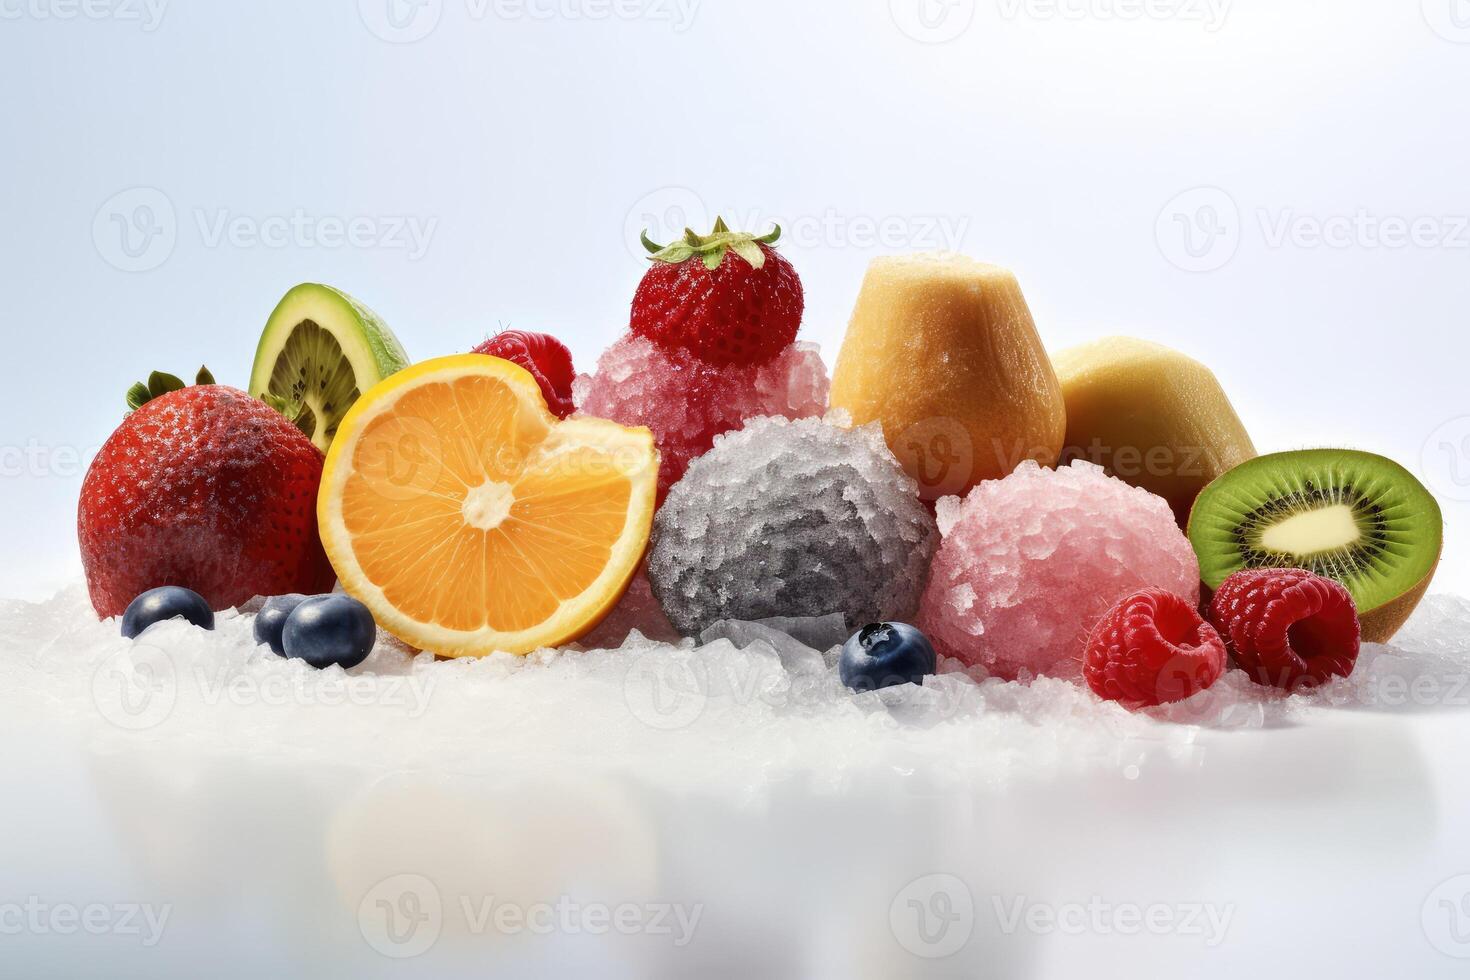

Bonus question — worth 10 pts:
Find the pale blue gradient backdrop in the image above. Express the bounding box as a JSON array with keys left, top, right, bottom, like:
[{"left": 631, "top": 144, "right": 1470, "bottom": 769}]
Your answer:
[{"left": 4, "top": 0, "right": 1470, "bottom": 598}]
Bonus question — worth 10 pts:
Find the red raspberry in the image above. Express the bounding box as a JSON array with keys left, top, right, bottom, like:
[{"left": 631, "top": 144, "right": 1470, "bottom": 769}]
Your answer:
[
  {"left": 471, "top": 330, "right": 576, "bottom": 419},
  {"left": 1084, "top": 588, "right": 1228, "bottom": 707},
  {"left": 631, "top": 219, "right": 804, "bottom": 366},
  {"left": 1207, "top": 568, "right": 1361, "bottom": 690}
]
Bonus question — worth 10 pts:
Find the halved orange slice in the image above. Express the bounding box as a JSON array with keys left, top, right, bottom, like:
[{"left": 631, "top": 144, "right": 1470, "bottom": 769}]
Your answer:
[{"left": 317, "top": 354, "right": 658, "bottom": 657}]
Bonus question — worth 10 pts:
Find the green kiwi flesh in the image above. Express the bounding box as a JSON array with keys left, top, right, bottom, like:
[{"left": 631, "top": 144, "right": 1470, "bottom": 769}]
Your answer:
[
  {"left": 249, "top": 283, "right": 410, "bottom": 453},
  {"left": 264, "top": 319, "right": 360, "bottom": 449},
  {"left": 1188, "top": 449, "right": 1442, "bottom": 629}
]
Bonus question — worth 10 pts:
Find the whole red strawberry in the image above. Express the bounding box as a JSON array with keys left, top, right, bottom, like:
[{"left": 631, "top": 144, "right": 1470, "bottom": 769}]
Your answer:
[
  {"left": 471, "top": 330, "right": 576, "bottom": 418},
  {"left": 631, "top": 218, "right": 804, "bottom": 366},
  {"left": 78, "top": 369, "right": 337, "bottom": 619}
]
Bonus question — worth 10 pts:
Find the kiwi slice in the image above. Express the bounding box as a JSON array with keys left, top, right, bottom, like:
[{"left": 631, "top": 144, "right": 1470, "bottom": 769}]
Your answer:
[
  {"left": 1188, "top": 449, "right": 1442, "bottom": 643},
  {"left": 249, "top": 284, "right": 410, "bottom": 452}
]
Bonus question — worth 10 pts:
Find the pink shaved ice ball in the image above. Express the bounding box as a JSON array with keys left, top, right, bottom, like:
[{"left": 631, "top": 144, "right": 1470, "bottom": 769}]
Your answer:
[
  {"left": 916, "top": 460, "right": 1200, "bottom": 681},
  {"left": 575, "top": 334, "right": 829, "bottom": 498}
]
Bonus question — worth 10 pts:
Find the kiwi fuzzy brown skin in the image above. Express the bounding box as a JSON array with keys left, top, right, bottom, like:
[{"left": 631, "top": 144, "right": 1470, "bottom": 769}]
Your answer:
[{"left": 1358, "top": 558, "right": 1438, "bottom": 644}]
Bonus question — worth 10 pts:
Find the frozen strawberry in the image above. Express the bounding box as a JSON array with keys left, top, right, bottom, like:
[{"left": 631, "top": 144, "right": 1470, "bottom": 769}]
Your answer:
[
  {"left": 631, "top": 218, "right": 804, "bottom": 366},
  {"left": 1208, "top": 568, "right": 1361, "bottom": 690},
  {"left": 472, "top": 330, "right": 576, "bottom": 419},
  {"left": 1084, "top": 588, "right": 1227, "bottom": 708},
  {"left": 78, "top": 369, "right": 337, "bottom": 619}
]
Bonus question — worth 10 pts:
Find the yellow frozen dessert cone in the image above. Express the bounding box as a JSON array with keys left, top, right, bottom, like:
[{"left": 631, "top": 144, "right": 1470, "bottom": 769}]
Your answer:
[
  {"left": 1053, "top": 336, "right": 1257, "bottom": 525},
  {"left": 830, "top": 255, "right": 1066, "bottom": 499}
]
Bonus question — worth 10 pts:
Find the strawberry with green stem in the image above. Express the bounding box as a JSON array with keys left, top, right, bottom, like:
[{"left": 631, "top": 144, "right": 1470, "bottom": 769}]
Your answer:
[
  {"left": 631, "top": 217, "right": 804, "bottom": 366},
  {"left": 79, "top": 367, "right": 337, "bottom": 618}
]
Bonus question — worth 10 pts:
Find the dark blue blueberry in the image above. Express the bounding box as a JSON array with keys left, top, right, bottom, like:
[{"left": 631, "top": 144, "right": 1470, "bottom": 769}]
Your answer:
[
  {"left": 120, "top": 586, "right": 214, "bottom": 639},
  {"left": 838, "top": 622, "right": 936, "bottom": 692},
  {"left": 253, "top": 594, "right": 309, "bottom": 655},
  {"left": 281, "top": 594, "right": 377, "bottom": 670}
]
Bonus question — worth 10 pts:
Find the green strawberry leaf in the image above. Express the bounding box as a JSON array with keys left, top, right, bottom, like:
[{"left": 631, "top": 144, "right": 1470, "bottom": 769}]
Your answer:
[
  {"left": 124, "top": 366, "right": 217, "bottom": 413},
  {"left": 147, "top": 371, "right": 186, "bottom": 400},
  {"left": 729, "top": 238, "right": 766, "bottom": 269},
  {"left": 649, "top": 243, "right": 697, "bottom": 264},
  {"left": 644, "top": 217, "right": 783, "bottom": 268}
]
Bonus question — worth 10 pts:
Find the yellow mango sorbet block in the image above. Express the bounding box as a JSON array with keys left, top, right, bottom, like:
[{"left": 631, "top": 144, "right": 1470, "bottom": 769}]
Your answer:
[{"left": 830, "top": 255, "right": 1066, "bottom": 499}]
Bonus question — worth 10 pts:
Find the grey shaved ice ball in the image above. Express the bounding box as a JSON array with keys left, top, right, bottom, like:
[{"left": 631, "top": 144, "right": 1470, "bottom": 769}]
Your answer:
[{"left": 648, "top": 416, "right": 939, "bottom": 636}]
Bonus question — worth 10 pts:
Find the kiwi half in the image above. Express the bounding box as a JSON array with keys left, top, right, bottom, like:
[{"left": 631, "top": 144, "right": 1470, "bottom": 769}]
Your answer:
[
  {"left": 1188, "top": 449, "right": 1442, "bottom": 643},
  {"left": 249, "top": 284, "right": 410, "bottom": 452}
]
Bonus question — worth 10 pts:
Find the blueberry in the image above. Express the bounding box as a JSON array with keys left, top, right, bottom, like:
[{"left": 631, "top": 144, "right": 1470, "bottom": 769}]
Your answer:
[
  {"left": 120, "top": 586, "right": 214, "bottom": 639},
  {"left": 281, "top": 595, "right": 377, "bottom": 670},
  {"left": 838, "top": 622, "right": 936, "bottom": 692},
  {"left": 253, "top": 594, "right": 309, "bottom": 655}
]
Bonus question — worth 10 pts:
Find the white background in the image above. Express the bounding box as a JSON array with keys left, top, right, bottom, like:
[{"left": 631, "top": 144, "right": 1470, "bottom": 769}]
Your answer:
[{"left": 2, "top": 0, "right": 1469, "bottom": 598}]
